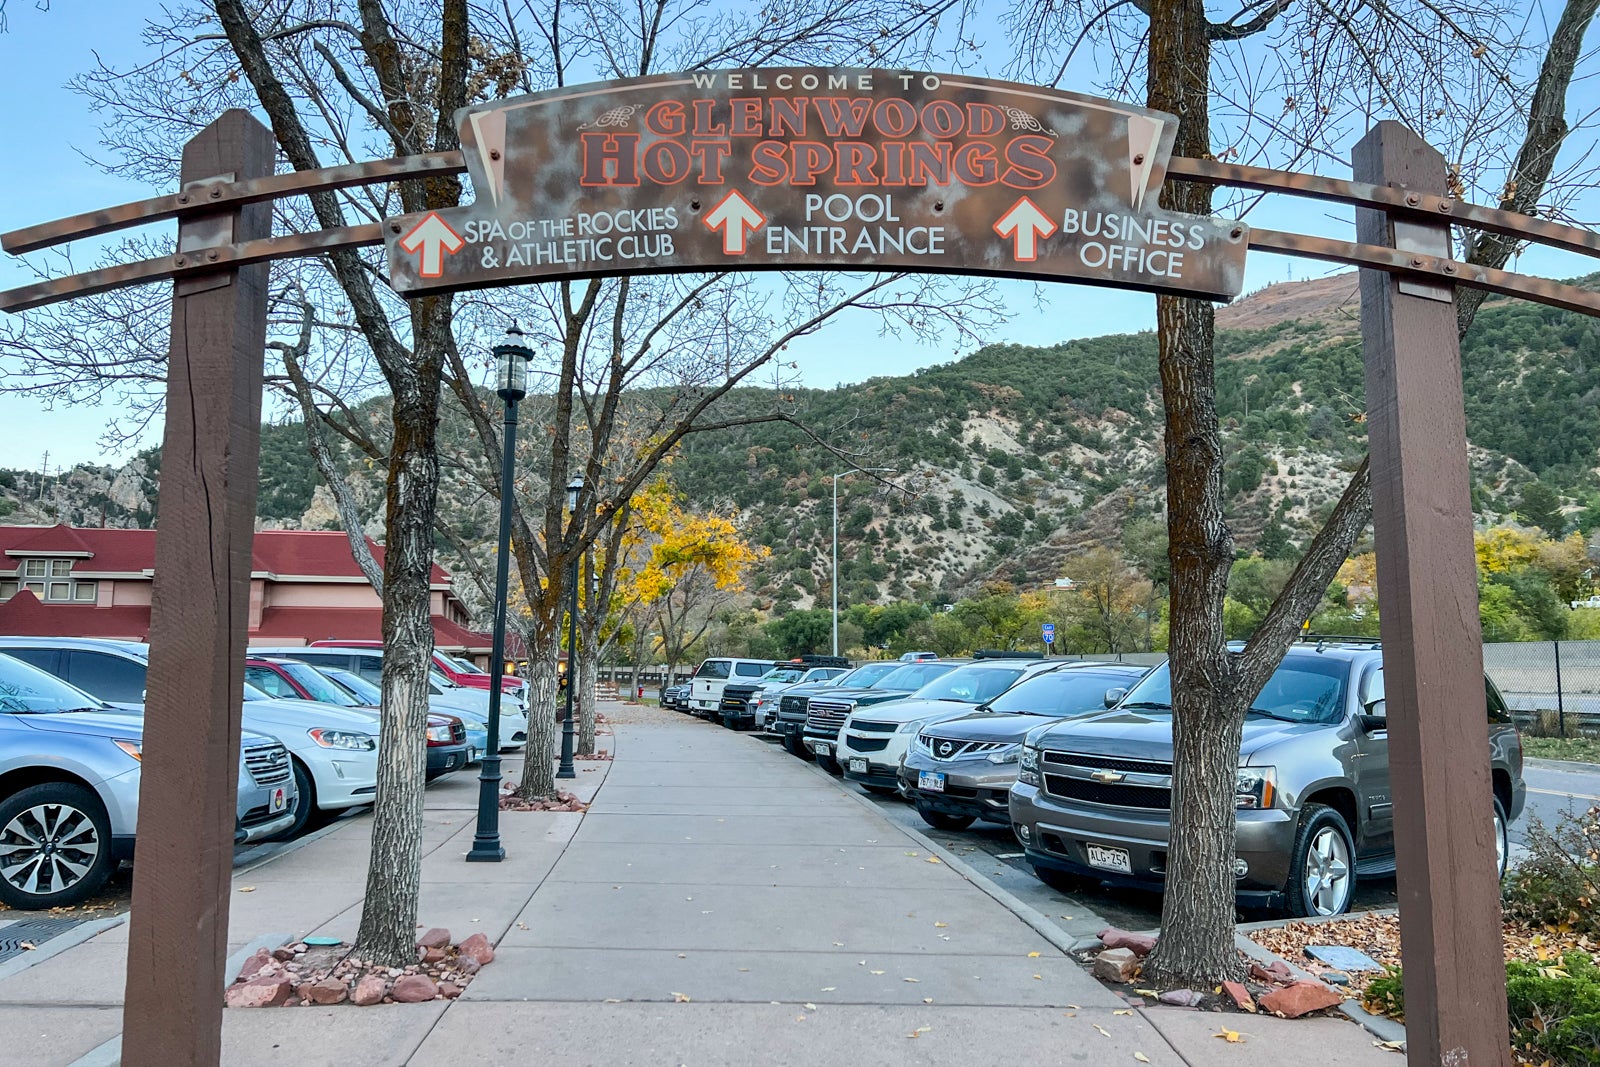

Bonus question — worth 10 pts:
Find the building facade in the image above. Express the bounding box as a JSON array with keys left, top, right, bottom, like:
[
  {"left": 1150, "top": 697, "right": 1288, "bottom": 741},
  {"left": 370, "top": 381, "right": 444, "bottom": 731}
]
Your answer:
[{"left": 0, "top": 524, "right": 489, "bottom": 657}]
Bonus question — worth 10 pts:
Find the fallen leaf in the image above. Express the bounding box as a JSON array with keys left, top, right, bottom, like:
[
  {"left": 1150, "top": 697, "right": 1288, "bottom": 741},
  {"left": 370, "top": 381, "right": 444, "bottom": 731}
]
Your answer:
[
  {"left": 934, "top": 922, "right": 949, "bottom": 928},
  {"left": 821, "top": 987, "right": 835, "bottom": 992},
  {"left": 671, "top": 992, "right": 691, "bottom": 1003},
  {"left": 1136, "top": 989, "right": 1159, "bottom": 997},
  {"left": 1068, "top": 1004, "right": 1080, "bottom": 1010},
  {"left": 923, "top": 997, "right": 933, "bottom": 1004},
  {"left": 1373, "top": 1039, "right": 1405, "bottom": 1052},
  {"left": 1033, "top": 974, "right": 1043, "bottom": 980},
  {"left": 1027, "top": 951, "right": 1042, "bottom": 958},
  {"left": 833, "top": 942, "right": 844, "bottom": 947},
  {"left": 237, "top": 887, "right": 255, "bottom": 893},
  {"left": 904, "top": 977, "right": 921, "bottom": 983},
  {"left": 738, "top": 968, "right": 750, "bottom": 973},
  {"left": 677, "top": 954, "right": 686, "bottom": 959},
  {"left": 1215, "top": 1029, "right": 1244, "bottom": 1044},
  {"left": 19, "top": 941, "right": 36, "bottom": 951},
  {"left": 926, "top": 856, "right": 941, "bottom": 864},
  {"left": 1063, "top": 1011, "right": 1077, "bottom": 1018},
  {"left": 871, "top": 970, "right": 886, "bottom": 975},
  {"left": 1135, "top": 1054, "right": 1151, "bottom": 1063},
  {"left": 1114, "top": 1009, "right": 1133, "bottom": 1015},
  {"left": 1094, "top": 1024, "right": 1111, "bottom": 1037},
  {"left": 805, "top": 1003, "right": 817, "bottom": 1011},
  {"left": 604, "top": 998, "right": 621, "bottom": 1003}
]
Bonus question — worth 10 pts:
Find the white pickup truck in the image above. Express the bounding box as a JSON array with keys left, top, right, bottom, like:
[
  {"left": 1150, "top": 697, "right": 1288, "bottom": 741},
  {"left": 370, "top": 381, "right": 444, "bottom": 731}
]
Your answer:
[{"left": 1571, "top": 595, "right": 1600, "bottom": 609}]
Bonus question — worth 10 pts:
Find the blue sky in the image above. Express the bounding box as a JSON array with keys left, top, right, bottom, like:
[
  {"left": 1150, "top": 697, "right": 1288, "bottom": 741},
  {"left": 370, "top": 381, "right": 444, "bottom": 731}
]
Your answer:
[{"left": 1, "top": 1, "right": 1595, "bottom": 472}]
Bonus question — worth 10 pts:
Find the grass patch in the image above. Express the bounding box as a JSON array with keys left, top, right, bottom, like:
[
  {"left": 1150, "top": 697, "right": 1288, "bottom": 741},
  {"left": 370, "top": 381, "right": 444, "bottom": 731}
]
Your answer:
[{"left": 1522, "top": 736, "right": 1600, "bottom": 763}]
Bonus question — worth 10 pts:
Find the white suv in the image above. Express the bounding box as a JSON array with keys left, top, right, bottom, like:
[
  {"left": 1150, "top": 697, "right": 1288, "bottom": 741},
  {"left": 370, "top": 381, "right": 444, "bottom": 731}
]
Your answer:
[
  {"left": 838, "top": 658, "right": 1064, "bottom": 795},
  {"left": 687, "top": 658, "right": 774, "bottom": 718}
]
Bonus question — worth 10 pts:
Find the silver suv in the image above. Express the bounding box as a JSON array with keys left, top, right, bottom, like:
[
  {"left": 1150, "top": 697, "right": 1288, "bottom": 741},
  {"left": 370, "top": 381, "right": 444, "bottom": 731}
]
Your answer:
[
  {"left": 0, "top": 652, "right": 295, "bottom": 908},
  {"left": 1009, "top": 641, "right": 1526, "bottom": 917}
]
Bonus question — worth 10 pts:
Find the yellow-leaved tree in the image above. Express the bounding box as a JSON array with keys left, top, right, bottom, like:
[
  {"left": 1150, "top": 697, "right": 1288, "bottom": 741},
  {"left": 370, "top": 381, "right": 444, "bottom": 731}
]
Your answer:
[{"left": 614, "top": 480, "right": 770, "bottom": 687}]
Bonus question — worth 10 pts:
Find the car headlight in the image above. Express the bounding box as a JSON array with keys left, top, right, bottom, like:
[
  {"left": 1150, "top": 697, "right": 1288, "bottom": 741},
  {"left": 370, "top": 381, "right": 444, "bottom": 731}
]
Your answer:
[
  {"left": 308, "top": 728, "right": 378, "bottom": 751},
  {"left": 1236, "top": 767, "right": 1277, "bottom": 809},
  {"left": 1018, "top": 745, "right": 1040, "bottom": 784},
  {"left": 897, "top": 720, "right": 924, "bottom": 734},
  {"left": 985, "top": 745, "right": 1021, "bottom": 765},
  {"left": 112, "top": 738, "right": 143, "bottom": 763},
  {"left": 426, "top": 724, "right": 453, "bottom": 743}
]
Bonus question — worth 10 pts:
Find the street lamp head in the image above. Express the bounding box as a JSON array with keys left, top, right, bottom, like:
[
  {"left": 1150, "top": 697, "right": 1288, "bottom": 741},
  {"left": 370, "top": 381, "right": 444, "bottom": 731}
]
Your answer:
[
  {"left": 493, "top": 325, "right": 533, "bottom": 402},
  {"left": 566, "top": 472, "right": 585, "bottom": 510}
]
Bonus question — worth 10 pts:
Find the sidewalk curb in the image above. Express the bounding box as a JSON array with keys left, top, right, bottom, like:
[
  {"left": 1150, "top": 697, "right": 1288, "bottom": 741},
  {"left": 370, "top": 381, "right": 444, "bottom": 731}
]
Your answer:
[
  {"left": 1235, "top": 927, "right": 1407, "bottom": 1049},
  {"left": 0, "top": 915, "right": 126, "bottom": 983},
  {"left": 68, "top": 931, "right": 292, "bottom": 1067},
  {"left": 1524, "top": 756, "right": 1600, "bottom": 773},
  {"left": 821, "top": 761, "right": 1106, "bottom": 959}
]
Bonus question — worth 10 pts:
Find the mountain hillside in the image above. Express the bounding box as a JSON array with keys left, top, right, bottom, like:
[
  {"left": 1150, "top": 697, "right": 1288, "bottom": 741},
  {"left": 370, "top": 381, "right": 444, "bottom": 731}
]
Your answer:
[{"left": 5, "top": 272, "right": 1597, "bottom": 621}]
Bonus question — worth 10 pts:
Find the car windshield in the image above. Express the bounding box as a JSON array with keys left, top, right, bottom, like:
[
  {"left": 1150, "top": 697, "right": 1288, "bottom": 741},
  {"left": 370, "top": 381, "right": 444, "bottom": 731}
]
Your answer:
[
  {"left": 450, "top": 656, "right": 486, "bottom": 674},
  {"left": 835, "top": 662, "right": 897, "bottom": 687},
  {"left": 912, "top": 666, "right": 1025, "bottom": 704},
  {"left": 0, "top": 653, "right": 108, "bottom": 714},
  {"left": 986, "top": 670, "right": 1138, "bottom": 717},
  {"left": 874, "top": 661, "right": 957, "bottom": 690},
  {"left": 1119, "top": 659, "right": 1349, "bottom": 724},
  {"left": 759, "top": 667, "right": 807, "bottom": 684},
  {"left": 320, "top": 666, "right": 383, "bottom": 705},
  {"left": 279, "top": 661, "right": 363, "bottom": 706}
]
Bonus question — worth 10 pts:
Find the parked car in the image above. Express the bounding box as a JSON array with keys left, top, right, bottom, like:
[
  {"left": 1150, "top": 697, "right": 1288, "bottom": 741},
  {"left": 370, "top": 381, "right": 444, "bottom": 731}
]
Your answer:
[
  {"left": 244, "top": 657, "right": 472, "bottom": 778},
  {"left": 719, "top": 657, "right": 850, "bottom": 731},
  {"left": 837, "top": 656, "right": 1072, "bottom": 795},
  {"left": 0, "top": 652, "right": 296, "bottom": 908},
  {"left": 257, "top": 645, "right": 528, "bottom": 753},
  {"left": 660, "top": 682, "right": 690, "bottom": 711},
  {"left": 686, "top": 658, "right": 776, "bottom": 718},
  {"left": 1009, "top": 640, "right": 1526, "bottom": 917},
  {"left": 308, "top": 639, "right": 526, "bottom": 700},
  {"left": 803, "top": 660, "right": 961, "bottom": 774},
  {"left": 0, "top": 637, "right": 380, "bottom": 841},
  {"left": 899, "top": 662, "right": 1149, "bottom": 828},
  {"left": 899, "top": 651, "right": 939, "bottom": 662},
  {"left": 769, "top": 661, "right": 902, "bottom": 754}
]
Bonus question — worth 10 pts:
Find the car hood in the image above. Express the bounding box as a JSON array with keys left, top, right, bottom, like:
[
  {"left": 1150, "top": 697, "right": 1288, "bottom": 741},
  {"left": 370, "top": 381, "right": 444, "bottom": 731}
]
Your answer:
[
  {"left": 17, "top": 711, "right": 277, "bottom": 749},
  {"left": 811, "top": 686, "right": 913, "bottom": 704},
  {"left": 1033, "top": 709, "right": 1329, "bottom": 762},
  {"left": 848, "top": 698, "right": 976, "bottom": 724},
  {"left": 243, "top": 698, "right": 381, "bottom": 732},
  {"left": 920, "top": 712, "right": 1051, "bottom": 744}
]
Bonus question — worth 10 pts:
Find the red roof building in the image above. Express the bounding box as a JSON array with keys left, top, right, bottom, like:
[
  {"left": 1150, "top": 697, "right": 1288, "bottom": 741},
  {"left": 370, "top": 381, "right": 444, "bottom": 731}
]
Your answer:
[{"left": 0, "top": 525, "right": 490, "bottom": 656}]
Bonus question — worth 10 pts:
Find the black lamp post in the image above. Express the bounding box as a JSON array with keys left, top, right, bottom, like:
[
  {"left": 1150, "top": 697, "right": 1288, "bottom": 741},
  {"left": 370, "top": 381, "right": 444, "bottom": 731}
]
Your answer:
[
  {"left": 466, "top": 327, "right": 531, "bottom": 863},
  {"left": 556, "top": 473, "right": 583, "bottom": 780}
]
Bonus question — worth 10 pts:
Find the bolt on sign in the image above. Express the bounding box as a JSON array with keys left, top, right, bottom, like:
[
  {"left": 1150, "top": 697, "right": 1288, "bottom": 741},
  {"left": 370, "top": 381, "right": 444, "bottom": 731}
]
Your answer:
[{"left": 385, "top": 68, "right": 1249, "bottom": 299}]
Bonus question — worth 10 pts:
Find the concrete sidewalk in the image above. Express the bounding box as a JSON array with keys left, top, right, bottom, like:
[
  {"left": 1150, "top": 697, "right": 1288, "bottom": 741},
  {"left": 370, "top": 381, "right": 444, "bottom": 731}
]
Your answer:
[{"left": 0, "top": 703, "right": 1401, "bottom": 1065}]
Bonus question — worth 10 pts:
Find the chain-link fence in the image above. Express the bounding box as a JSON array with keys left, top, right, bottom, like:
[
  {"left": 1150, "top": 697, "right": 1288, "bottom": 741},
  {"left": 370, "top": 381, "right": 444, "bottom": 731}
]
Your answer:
[{"left": 1484, "top": 641, "right": 1600, "bottom": 738}]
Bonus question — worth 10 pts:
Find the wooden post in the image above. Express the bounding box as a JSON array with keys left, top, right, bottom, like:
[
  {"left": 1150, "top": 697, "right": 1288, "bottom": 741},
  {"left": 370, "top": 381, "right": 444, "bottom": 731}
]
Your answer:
[
  {"left": 121, "top": 110, "right": 274, "bottom": 1066},
  {"left": 1355, "top": 121, "right": 1511, "bottom": 1067}
]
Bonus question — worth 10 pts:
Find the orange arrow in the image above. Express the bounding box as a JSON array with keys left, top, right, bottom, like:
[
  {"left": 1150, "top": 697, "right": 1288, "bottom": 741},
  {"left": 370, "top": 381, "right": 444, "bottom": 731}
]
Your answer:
[
  {"left": 399, "top": 212, "right": 465, "bottom": 277},
  {"left": 993, "top": 197, "right": 1056, "bottom": 262},
  {"left": 704, "top": 190, "right": 765, "bottom": 254}
]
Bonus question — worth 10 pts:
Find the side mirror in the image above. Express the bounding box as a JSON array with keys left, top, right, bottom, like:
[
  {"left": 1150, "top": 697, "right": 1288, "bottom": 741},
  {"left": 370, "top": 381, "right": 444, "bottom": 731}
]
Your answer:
[
  {"left": 1360, "top": 698, "right": 1387, "bottom": 733},
  {"left": 1104, "top": 687, "right": 1128, "bottom": 708}
]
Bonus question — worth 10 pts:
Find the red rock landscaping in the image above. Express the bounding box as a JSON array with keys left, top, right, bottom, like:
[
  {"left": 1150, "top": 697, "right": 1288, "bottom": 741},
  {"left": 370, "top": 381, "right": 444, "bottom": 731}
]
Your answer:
[{"left": 222, "top": 928, "right": 494, "bottom": 1008}]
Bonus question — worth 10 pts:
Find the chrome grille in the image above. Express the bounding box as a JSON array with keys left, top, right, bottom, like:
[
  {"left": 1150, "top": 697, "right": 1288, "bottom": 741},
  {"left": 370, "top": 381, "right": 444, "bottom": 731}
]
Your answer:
[
  {"left": 918, "top": 734, "right": 1009, "bottom": 761},
  {"left": 1042, "top": 751, "right": 1172, "bottom": 776},
  {"left": 805, "top": 699, "right": 853, "bottom": 733},
  {"left": 243, "top": 743, "right": 291, "bottom": 786},
  {"left": 1038, "top": 751, "right": 1173, "bottom": 809}
]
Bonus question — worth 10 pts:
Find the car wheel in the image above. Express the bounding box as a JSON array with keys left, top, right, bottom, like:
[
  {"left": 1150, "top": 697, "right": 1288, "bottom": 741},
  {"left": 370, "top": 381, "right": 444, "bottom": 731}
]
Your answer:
[
  {"left": 1285, "top": 803, "right": 1356, "bottom": 918},
  {"left": 0, "top": 782, "right": 115, "bottom": 910},
  {"left": 816, "top": 753, "right": 844, "bottom": 776},
  {"left": 272, "top": 759, "right": 321, "bottom": 841},
  {"left": 1031, "top": 863, "right": 1092, "bottom": 894},
  {"left": 916, "top": 804, "right": 975, "bottom": 832},
  {"left": 1493, "top": 797, "right": 1509, "bottom": 881}
]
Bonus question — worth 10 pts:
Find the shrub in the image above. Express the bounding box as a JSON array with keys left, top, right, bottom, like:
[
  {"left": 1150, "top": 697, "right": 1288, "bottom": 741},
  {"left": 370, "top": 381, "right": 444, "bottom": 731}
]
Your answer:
[{"left": 1503, "top": 804, "right": 1600, "bottom": 937}]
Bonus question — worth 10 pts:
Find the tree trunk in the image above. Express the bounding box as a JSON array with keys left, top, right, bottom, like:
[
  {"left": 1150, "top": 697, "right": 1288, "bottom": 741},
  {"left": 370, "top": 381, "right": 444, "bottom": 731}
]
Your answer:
[
  {"left": 516, "top": 617, "right": 560, "bottom": 799},
  {"left": 577, "top": 629, "right": 599, "bottom": 755},
  {"left": 1141, "top": 0, "right": 1249, "bottom": 987},
  {"left": 355, "top": 374, "right": 444, "bottom": 966}
]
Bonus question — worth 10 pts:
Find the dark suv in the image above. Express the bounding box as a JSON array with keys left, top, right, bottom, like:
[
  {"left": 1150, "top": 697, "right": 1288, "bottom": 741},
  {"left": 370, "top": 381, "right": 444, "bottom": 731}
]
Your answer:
[{"left": 1009, "top": 641, "right": 1526, "bottom": 917}]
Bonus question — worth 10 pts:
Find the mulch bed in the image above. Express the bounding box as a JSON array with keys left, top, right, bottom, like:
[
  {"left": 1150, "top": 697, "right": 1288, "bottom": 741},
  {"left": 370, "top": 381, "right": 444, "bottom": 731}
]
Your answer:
[{"left": 498, "top": 787, "right": 588, "bottom": 812}]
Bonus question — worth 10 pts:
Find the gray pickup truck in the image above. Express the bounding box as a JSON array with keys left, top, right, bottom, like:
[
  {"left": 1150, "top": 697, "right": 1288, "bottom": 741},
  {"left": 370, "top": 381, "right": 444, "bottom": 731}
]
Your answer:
[{"left": 1009, "top": 640, "right": 1525, "bottom": 917}]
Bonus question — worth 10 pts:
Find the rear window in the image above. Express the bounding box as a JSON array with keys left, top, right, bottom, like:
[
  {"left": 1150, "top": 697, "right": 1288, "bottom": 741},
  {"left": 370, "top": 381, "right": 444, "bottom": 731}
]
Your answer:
[
  {"left": 734, "top": 662, "right": 768, "bottom": 677},
  {"left": 694, "top": 660, "right": 731, "bottom": 680},
  {"left": 875, "top": 661, "right": 957, "bottom": 691}
]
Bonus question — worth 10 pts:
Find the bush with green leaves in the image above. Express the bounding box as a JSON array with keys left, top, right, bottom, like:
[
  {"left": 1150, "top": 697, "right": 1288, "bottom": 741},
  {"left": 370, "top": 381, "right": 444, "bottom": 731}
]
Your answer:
[
  {"left": 1366, "top": 953, "right": 1600, "bottom": 1066},
  {"left": 1503, "top": 804, "right": 1600, "bottom": 937}
]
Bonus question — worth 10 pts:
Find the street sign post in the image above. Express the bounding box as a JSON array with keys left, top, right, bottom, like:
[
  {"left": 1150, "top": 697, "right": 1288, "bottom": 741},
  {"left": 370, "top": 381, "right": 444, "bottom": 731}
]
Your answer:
[
  {"left": 1041, "top": 622, "right": 1055, "bottom": 643},
  {"left": 383, "top": 69, "right": 1248, "bottom": 299}
]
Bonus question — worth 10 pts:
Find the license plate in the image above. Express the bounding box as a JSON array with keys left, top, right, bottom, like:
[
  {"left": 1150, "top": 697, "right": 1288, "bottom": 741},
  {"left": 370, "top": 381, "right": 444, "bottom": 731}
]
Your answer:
[
  {"left": 1086, "top": 844, "right": 1132, "bottom": 875},
  {"left": 814, "top": 742, "right": 831, "bottom": 757},
  {"left": 918, "top": 770, "right": 946, "bottom": 792},
  {"left": 849, "top": 757, "right": 868, "bottom": 774},
  {"left": 467, "top": 747, "right": 477, "bottom": 762}
]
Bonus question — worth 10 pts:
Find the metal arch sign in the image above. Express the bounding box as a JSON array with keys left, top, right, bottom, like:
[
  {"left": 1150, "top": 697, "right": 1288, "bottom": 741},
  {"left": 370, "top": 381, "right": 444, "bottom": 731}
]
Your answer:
[{"left": 383, "top": 69, "right": 1249, "bottom": 299}]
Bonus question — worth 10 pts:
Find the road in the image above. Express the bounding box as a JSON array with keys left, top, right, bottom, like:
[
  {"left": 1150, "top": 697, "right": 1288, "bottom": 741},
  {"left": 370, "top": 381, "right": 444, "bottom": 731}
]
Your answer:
[{"left": 1515, "top": 758, "right": 1600, "bottom": 848}]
